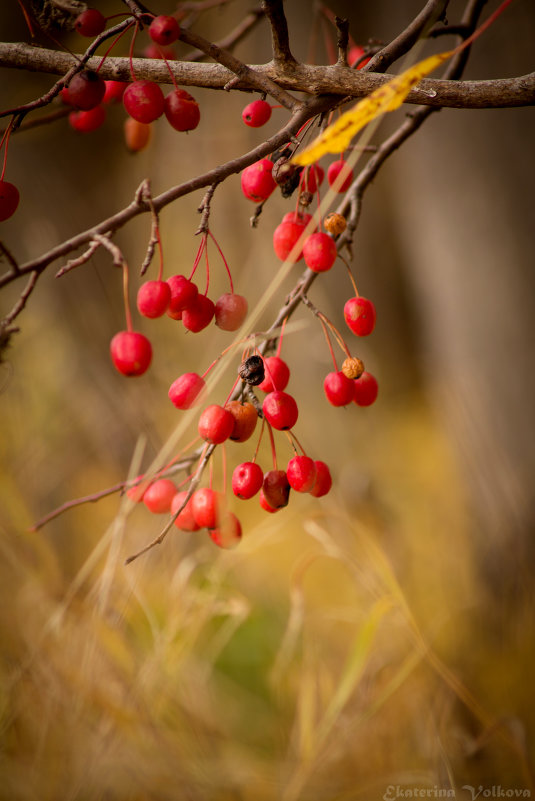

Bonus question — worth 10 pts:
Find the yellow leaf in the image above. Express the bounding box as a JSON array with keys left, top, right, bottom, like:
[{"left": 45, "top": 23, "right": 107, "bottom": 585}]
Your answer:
[{"left": 292, "top": 50, "right": 453, "bottom": 166}]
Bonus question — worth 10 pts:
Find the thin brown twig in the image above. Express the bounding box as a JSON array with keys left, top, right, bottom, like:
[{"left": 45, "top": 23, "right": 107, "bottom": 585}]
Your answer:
[
  {"left": 196, "top": 184, "right": 218, "bottom": 235},
  {"left": 261, "top": 0, "right": 297, "bottom": 66},
  {"left": 55, "top": 238, "right": 102, "bottom": 277}
]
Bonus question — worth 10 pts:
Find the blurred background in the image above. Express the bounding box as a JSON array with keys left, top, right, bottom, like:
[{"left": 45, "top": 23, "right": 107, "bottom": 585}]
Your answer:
[{"left": 0, "top": 0, "right": 534, "bottom": 798}]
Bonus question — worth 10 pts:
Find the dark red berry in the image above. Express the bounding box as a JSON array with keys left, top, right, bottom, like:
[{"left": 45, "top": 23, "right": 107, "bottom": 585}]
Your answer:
[
  {"left": 182, "top": 294, "right": 215, "bottom": 332},
  {"left": 262, "top": 390, "right": 298, "bottom": 430},
  {"left": 232, "top": 461, "right": 263, "bottom": 499},
  {"left": 69, "top": 105, "right": 106, "bottom": 132},
  {"left": 123, "top": 81, "right": 165, "bottom": 124},
  {"left": 143, "top": 478, "right": 176, "bottom": 514},
  {"left": 110, "top": 331, "right": 152, "bottom": 376},
  {"left": 324, "top": 371, "right": 355, "bottom": 407},
  {"left": 74, "top": 8, "right": 106, "bottom": 37},
  {"left": 225, "top": 401, "right": 258, "bottom": 442},
  {"left": 327, "top": 159, "right": 354, "bottom": 192},
  {"left": 242, "top": 99, "right": 272, "bottom": 127},
  {"left": 191, "top": 488, "right": 224, "bottom": 528},
  {"left": 0, "top": 181, "right": 20, "bottom": 222},
  {"left": 259, "top": 489, "right": 280, "bottom": 513},
  {"left": 209, "top": 511, "right": 242, "bottom": 549},
  {"left": 168, "top": 372, "right": 206, "bottom": 409},
  {"left": 241, "top": 159, "right": 276, "bottom": 202},
  {"left": 164, "top": 89, "right": 200, "bottom": 132},
  {"left": 343, "top": 296, "right": 376, "bottom": 336},
  {"left": 214, "top": 293, "right": 248, "bottom": 331},
  {"left": 149, "top": 15, "right": 180, "bottom": 45},
  {"left": 258, "top": 356, "right": 290, "bottom": 393},
  {"left": 137, "top": 280, "right": 171, "bottom": 318},
  {"left": 353, "top": 371, "right": 378, "bottom": 406},
  {"left": 171, "top": 491, "right": 200, "bottom": 531},
  {"left": 67, "top": 70, "right": 106, "bottom": 110},
  {"left": 167, "top": 274, "right": 198, "bottom": 312},
  {"left": 198, "top": 404, "right": 234, "bottom": 444},
  {"left": 286, "top": 455, "right": 317, "bottom": 493},
  {"left": 310, "top": 461, "right": 332, "bottom": 497},
  {"left": 262, "top": 469, "right": 290, "bottom": 509},
  {"left": 303, "top": 232, "right": 337, "bottom": 272}
]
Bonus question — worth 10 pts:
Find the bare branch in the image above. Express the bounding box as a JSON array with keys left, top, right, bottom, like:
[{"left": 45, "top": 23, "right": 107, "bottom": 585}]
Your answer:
[{"left": 1, "top": 44, "right": 533, "bottom": 109}]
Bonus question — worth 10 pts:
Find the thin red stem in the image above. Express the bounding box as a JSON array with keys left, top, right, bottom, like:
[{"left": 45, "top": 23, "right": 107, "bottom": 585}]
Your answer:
[
  {"left": 155, "top": 223, "right": 164, "bottom": 281},
  {"left": 189, "top": 234, "right": 206, "bottom": 281},
  {"left": 224, "top": 375, "right": 240, "bottom": 405},
  {"left": 96, "top": 22, "right": 135, "bottom": 72},
  {"left": 203, "top": 237, "right": 210, "bottom": 295},
  {"left": 128, "top": 22, "right": 140, "bottom": 81},
  {"left": 252, "top": 418, "right": 266, "bottom": 464},
  {"left": 122, "top": 260, "right": 133, "bottom": 332},
  {"left": 275, "top": 317, "right": 287, "bottom": 358},
  {"left": 266, "top": 421, "right": 278, "bottom": 471},
  {"left": 221, "top": 443, "right": 228, "bottom": 494},
  {"left": 208, "top": 230, "right": 234, "bottom": 294},
  {"left": 0, "top": 118, "right": 14, "bottom": 181},
  {"left": 319, "top": 316, "right": 338, "bottom": 371}
]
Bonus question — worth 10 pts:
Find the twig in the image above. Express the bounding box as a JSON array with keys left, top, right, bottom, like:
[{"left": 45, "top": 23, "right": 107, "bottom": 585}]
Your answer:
[
  {"left": 0, "top": 240, "right": 20, "bottom": 274},
  {"left": 261, "top": 0, "right": 297, "bottom": 66},
  {"left": 55, "top": 238, "right": 102, "bottom": 277},
  {"left": 334, "top": 16, "right": 350, "bottom": 67},
  {"left": 178, "top": 26, "right": 298, "bottom": 111},
  {"left": 2, "top": 271, "right": 39, "bottom": 327},
  {"left": 196, "top": 184, "right": 218, "bottom": 235},
  {"left": 365, "top": 0, "right": 449, "bottom": 74}
]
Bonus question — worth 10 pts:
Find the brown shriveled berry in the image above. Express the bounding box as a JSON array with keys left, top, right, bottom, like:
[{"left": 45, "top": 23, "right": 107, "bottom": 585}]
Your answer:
[
  {"left": 239, "top": 355, "right": 265, "bottom": 386},
  {"left": 324, "top": 212, "right": 347, "bottom": 236},
  {"left": 342, "top": 356, "right": 365, "bottom": 380}
]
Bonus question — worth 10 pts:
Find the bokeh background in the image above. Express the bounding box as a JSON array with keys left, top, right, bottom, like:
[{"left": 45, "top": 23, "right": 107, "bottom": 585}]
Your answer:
[{"left": 1, "top": 0, "right": 534, "bottom": 798}]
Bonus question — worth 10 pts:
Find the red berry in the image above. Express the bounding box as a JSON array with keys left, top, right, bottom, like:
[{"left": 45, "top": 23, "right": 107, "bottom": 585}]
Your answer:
[
  {"left": 225, "top": 401, "right": 258, "bottom": 442},
  {"left": 209, "top": 511, "right": 242, "bottom": 549},
  {"left": 149, "top": 15, "right": 180, "bottom": 45},
  {"left": 282, "top": 211, "right": 313, "bottom": 226},
  {"left": 242, "top": 99, "right": 272, "bottom": 127},
  {"left": 348, "top": 45, "right": 371, "bottom": 69},
  {"left": 74, "top": 8, "right": 106, "bottom": 36},
  {"left": 167, "top": 274, "right": 198, "bottom": 312},
  {"left": 123, "top": 81, "right": 165, "bottom": 124},
  {"left": 273, "top": 220, "right": 306, "bottom": 262},
  {"left": 198, "top": 404, "right": 234, "bottom": 444},
  {"left": 287, "top": 455, "right": 317, "bottom": 493},
  {"left": 353, "top": 371, "right": 378, "bottom": 406},
  {"left": 327, "top": 159, "right": 354, "bottom": 192},
  {"left": 110, "top": 331, "right": 152, "bottom": 376},
  {"left": 191, "top": 488, "right": 224, "bottom": 529},
  {"left": 164, "top": 89, "right": 200, "bottom": 132},
  {"left": 143, "top": 478, "right": 176, "bottom": 514},
  {"left": 67, "top": 70, "right": 106, "bottom": 110},
  {"left": 300, "top": 164, "right": 324, "bottom": 193},
  {"left": 168, "top": 372, "right": 206, "bottom": 410},
  {"left": 126, "top": 474, "right": 147, "bottom": 503},
  {"left": 214, "top": 293, "right": 248, "bottom": 331},
  {"left": 232, "top": 462, "right": 263, "bottom": 499},
  {"left": 68, "top": 105, "right": 106, "bottom": 132},
  {"left": 0, "top": 181, "right": 20, "bottom": 222},
  {"left": 136, "top": 280, "right": 171, "bottom": 318},
  {"left": 182, "top": 294, "right": 215, "bottom": 332},
  {"left": 262, "top": 390, "right": 298, "bottom": 430},
  {"left": 258, "top": 356, "right": 290, "bottom": 393},
  {"left": 310, "top": 460, "right": 332, "bottom": 497},
  {"left": 241, "top": 159, "right": 276, "bottom": 202},
  {"left": 124, "top": 118, "right": 152, "bottom": 152},
  {"left": 171, "top": 491, "right": 200, "bottom": 531},
  {"left": 343, "top": 296, "right": 376, "bottom": 336},
  {"left": 324, "top": 371, "right": 355, "bottom": 407},
  {"left": 303, "top": 232, "right": 337, "bottom": 272},
  {"left": 259, "top": 489, "right": 280, "bottom": 513},
  {"left": 103, "top": 80, "right": 127, "bottom": 104},
  {"left": 262, "top": 469, "right": 290, "bottom": 509}
]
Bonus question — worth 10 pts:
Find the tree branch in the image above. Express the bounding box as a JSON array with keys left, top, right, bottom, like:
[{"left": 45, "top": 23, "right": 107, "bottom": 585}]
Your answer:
[{"left": 1, "top": 44, "right": 533, "bottom": 109}]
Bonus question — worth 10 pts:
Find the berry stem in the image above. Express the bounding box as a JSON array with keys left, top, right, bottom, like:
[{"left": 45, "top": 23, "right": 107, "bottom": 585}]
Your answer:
[
  {"left": 266, "top": 421, "right": 278, "bottom": 471},
  {"left": 221, "top": 443, "right": 228, "bottom": 494},
  {"left": 122, "top": 260, "right": 134, "bottom": 332},
  {"left": 285, "top": 429, "right": 307, "bottom": 456},
  {"left": 224, "top": 375, "right": 241, "bottom": 405},
  {"left": 208, "top": 230, "right": 234, "bottom": 294},
  {"left": 340, "top": 253, "right": 359, "bottom": 297},
  {"left": 275, "top": 317, "right": 287, "bottom": 358},
  {"left": 128, "top": 22, "right": 140, "bottom": 81},
  {"left": 252, "top": 418, "right": 266, "bottom": 464},
  {"left": 203, "top": 236, "right": 211, "bottom": 295},
  {"left": 319, "top": 315, "right": 338, "bottom": 371},
  {"left": 189, "top": 234, "right": 206, "bottom": 282},
  {"left": 96, "top": 21, "right": 134, "bottom": 71},
  {"left": 0, "top": 117, "right": 14, "bottom": 181}
]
